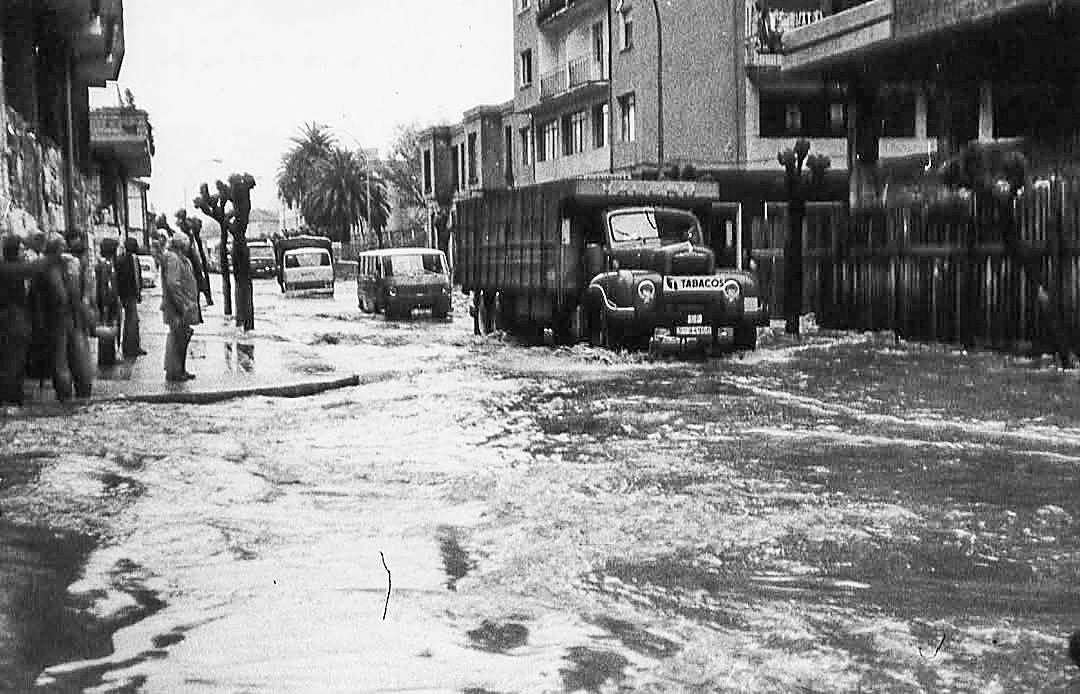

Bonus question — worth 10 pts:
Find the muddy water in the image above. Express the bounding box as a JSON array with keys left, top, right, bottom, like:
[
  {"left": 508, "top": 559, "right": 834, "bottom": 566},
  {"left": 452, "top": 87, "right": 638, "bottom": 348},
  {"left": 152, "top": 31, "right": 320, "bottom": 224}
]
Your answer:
[{"left": 2, "top": 284, "right": 1078, "bottom": 692}]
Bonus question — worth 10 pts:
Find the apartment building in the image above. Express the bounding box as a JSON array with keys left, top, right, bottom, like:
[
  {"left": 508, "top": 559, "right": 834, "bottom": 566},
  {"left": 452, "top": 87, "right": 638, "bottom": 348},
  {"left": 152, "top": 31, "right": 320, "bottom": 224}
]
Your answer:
[{"left": 510, "top": 0, "right": 934, "bottom": 196}]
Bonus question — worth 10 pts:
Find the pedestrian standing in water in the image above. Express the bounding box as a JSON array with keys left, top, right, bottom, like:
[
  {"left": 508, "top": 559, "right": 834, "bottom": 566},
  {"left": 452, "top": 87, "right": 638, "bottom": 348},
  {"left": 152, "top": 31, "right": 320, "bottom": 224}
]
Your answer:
[
  {"left": 161, "top": 231, "right": 201, "bottom": 382},
  {"left": 116, "top": 237, "right": 146, "bottom": 357},
  {"left": 0, "top": 235, "right": 34, "bottom": 405}
]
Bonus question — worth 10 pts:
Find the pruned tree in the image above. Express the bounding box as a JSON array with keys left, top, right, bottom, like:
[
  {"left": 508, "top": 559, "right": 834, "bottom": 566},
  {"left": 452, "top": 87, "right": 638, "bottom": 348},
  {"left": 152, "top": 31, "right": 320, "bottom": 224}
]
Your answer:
[
  {"left": 778, "top": 139, "right": 831, "bottom": 336},
  {"left": 228, "top": 173, "right": 257, "bottom": 331},
  {"left": 194, "top": 181, "right": 234, "bottom": 316}
]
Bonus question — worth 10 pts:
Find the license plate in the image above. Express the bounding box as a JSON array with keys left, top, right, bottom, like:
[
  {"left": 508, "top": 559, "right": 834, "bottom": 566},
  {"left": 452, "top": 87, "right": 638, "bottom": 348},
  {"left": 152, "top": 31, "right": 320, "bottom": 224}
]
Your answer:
[
  {"left": 744, "top": 297, "right": 759, "bottom": 312},
  {"left": 686, "top": 313, "right": 703, "bottom": 325},
  {"left": 676, "top": 325, "right": 712, "bottom": 336}
]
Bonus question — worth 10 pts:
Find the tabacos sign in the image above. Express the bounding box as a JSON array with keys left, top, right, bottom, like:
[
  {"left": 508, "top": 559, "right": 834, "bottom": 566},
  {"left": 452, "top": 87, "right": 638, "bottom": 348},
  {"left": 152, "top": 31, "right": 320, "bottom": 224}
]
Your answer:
[{"left": 664, "top": 275, "right": 725, "bottom": 292}]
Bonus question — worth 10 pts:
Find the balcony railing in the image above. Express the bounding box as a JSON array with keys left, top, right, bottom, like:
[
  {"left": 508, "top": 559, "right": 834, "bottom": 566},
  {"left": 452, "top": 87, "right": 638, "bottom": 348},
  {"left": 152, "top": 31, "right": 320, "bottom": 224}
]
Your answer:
[
  {"left": 540, "top": 55, "right": 606, "bottom": 100},
  {"left": 537, "top": 0, "right": 594, "bottom": 25},
  {"left": 745, "top": 4, "right": 824, "bottom": 68},
  {"left": 90, "top": 107, "right": 154, "bottom": 176}
]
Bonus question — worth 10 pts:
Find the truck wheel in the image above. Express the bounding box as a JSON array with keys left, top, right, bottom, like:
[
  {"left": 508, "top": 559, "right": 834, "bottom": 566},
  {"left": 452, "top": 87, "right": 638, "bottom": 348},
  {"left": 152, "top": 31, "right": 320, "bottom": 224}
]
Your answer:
[
  {"left": 359, "top": 294, "right": 374, "bottom": 313},
  {"left": 558, "top": 305, "right": 585, "bottom": 345},
  {"left": 587, "top": 308, "right": 605, "bottom": 348},
  {"left": 734, "top": 324, "right": 758, "bottom": 351}
]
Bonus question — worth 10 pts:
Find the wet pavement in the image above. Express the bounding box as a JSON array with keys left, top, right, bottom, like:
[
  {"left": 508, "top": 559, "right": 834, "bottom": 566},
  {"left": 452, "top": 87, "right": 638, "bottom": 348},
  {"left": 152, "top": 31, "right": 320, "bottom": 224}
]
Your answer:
[
  {"left": 2, "top": 277, "right": 1079, "bottom": 692},
  {"left": 19, "top": 285, "right": 354, "bottom": 406}
]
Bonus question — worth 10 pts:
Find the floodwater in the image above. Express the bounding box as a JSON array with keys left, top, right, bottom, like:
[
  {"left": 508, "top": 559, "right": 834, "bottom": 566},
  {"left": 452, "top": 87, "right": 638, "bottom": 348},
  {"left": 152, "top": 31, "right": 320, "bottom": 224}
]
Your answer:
[{"left": 2, "top": 279, "right": 1078, "bottom": 692}]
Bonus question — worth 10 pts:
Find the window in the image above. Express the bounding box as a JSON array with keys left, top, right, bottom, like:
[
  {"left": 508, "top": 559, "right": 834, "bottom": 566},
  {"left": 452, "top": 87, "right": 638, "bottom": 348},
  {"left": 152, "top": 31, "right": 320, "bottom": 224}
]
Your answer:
[
  {"left": 592, "top": 21, "right": 605, "bottom": 64},
  {"left": 538, "top": 119, "right": 559, "bottom": 162},
  {"left": 422, "top": 149, "right": 432, "bottom": 194},
  {"left": 450, "top": 145, "right": 459, "bottom": 190},
  {"left": 563, "top": 110, "right": 587, "bottom": 156},
  {"left": 504, "top": 125, "right": 514, "bottom": 183},
  {"left": 459, "top": 143, "right": 467, "bottom": 189},
  {"left": 620, "top": 10, "right": 633, "bottom": 50},
  {"left": 619, "top": 93, "right": 635, "bottom": 142},
  {"left": 592, "top": 102, "right": 608, "bottom": 148},
  {"left": 520, "top": 127, "right": 532, "bottom": 166},
  {"left": 520, "top": 49, "right": 533, "bottom": 87},
  {"left": 519, "top": 0, "right": 530, "bottom": 10},
  {"left": 467, "top": 133, "right": 478, "bottom": 184},
  {"left": 759, "top": 91, "right": 846, "bottom": 137}
]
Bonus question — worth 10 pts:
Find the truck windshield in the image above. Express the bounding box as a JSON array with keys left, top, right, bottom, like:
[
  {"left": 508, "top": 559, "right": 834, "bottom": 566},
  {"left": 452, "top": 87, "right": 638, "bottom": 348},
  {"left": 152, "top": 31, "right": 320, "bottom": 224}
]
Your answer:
[
  {"left": 285, "top": 251, "right": 330, "bottom": 268},
  {"left": 385, "top": 254, "right": 444, "bottom": 276},
  {"left": 608, "top": 209, "right": 700, "bottom": 245},
  {"left": 250, "top": 246, "right": 274, "bottom": 259}
]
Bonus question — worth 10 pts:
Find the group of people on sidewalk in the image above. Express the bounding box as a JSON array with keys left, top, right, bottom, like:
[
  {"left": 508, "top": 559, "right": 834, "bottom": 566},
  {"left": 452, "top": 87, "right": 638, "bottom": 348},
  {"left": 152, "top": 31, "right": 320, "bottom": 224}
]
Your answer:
[
  {"left": 0, "top": 231, "right": 146, "bottom": 404},
  {"left": 0, "top": 224, "right": 215, "bottom": 403}
]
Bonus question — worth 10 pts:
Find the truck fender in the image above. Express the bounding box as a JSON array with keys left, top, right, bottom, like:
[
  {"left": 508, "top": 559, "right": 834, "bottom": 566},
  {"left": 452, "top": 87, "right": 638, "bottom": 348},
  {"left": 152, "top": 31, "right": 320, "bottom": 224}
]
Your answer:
[{"left": 587, "top": 274, "right": 636, "bottom": 318}]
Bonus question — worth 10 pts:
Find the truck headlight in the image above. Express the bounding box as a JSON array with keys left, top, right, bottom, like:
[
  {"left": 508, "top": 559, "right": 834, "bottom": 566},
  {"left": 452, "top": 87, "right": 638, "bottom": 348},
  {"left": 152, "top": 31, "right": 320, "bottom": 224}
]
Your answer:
[
  {"left": 388, "top": 286, "right": 398, "bottom": 297},
  {"left": 637, "top": 280, "right": 656, "bottom": 304},
  {"left": 442, "top": 285, "right": 451, "bottom": 295},
  {"left": 723, "top": 279, "right": 740, "bottom": 301}
]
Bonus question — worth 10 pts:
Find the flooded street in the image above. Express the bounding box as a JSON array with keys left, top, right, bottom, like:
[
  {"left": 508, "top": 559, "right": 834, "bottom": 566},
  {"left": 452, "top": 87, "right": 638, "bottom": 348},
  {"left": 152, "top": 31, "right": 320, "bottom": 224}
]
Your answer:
[{"left": 3, "top": 278, "right": 1079, "bottom": 693}]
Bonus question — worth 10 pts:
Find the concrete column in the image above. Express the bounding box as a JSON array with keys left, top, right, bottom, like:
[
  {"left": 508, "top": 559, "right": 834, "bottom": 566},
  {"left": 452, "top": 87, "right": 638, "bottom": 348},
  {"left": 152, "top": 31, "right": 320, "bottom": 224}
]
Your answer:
[
  {"left": 847, "top": 79, "right": 880, "bottom": 210},
  {"left": 915, "top": 87, "right": 928, "bottom": 140},
  {"left": 0, "top": 26, "right": 8, "bottom": 227},
  {"left": 977, "top": 81, "right": 994, "bottom": 141}
]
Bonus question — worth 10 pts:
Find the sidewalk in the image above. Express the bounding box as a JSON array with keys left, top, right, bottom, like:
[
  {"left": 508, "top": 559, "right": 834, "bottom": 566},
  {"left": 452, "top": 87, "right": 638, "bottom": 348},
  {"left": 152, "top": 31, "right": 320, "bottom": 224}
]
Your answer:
[{"left": 22, "top": 308, "right": 359, "bottom": 406}]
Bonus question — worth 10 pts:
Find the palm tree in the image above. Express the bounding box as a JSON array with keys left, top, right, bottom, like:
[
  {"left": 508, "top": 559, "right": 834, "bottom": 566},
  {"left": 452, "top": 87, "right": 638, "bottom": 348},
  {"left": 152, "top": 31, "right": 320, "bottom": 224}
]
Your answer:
[
  {"left": 276, "top": 122, "right": 337, "bottom": 211},
  {"left": 302, "top": 147, "right": 391, "bottom": 245}
]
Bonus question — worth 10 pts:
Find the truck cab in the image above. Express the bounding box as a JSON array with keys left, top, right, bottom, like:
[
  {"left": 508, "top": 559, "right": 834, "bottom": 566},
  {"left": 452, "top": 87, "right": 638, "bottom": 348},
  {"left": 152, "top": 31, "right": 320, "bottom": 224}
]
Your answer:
[{"left": 581, "top": 205, "right": 765, "bottom": 351}]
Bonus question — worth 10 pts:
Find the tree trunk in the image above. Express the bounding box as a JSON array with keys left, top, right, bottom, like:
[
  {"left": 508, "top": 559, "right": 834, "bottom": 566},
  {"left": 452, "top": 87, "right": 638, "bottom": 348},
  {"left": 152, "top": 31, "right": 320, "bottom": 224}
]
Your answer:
[
  {"left": 784, "top": 175, "right": 805, "bottom": 336},
  {"left": 232, "top": 235, "right": 254, "bottom": 332},
  {"left": 219, "top": 226, "right": 233, "bottom": 316},
  {"left": 191, "top": 231, "right": 213, "bottom": 306}
]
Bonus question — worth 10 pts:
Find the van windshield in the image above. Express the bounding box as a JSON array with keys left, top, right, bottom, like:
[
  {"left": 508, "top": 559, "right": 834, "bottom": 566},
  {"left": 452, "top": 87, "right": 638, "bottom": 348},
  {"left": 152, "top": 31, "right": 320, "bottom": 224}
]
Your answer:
[
  {"left": 250, "top": 246, "right": 274, "bottom": 259},
  {"left": 608, "top": 209, "right": 701, "bottom": 246},
  {"left": 385, "top": 253, "right": 444, "bottom": 276}
]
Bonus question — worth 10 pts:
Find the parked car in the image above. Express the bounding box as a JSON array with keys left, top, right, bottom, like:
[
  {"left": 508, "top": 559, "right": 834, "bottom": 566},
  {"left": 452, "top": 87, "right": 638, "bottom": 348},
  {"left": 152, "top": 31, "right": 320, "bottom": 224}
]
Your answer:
[
  {"left": 137, "top": 254, "right": 157, "bottom": 288},
  {"left": 356, "top": 247, "right": 451, "bottom": 319},
  {"left": 247, "top": 240, "right": 277, "bottom": 279}
]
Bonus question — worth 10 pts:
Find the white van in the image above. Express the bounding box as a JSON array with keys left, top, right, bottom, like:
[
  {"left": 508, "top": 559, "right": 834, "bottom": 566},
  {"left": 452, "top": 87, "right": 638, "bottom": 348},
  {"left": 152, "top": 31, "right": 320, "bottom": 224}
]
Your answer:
[{"left": 281, "top": 247, "right": 334, "bottom": 295}]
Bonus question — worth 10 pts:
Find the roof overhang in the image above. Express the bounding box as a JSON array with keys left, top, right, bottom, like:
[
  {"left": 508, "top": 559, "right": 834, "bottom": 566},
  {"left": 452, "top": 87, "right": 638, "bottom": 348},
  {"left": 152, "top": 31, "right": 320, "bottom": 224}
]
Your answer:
[
  {"left": 43, "top": 0, "right": 125, "bottom": 85},
  {"left": 782, "top": 0, "right": 894, "bottom": 73}
]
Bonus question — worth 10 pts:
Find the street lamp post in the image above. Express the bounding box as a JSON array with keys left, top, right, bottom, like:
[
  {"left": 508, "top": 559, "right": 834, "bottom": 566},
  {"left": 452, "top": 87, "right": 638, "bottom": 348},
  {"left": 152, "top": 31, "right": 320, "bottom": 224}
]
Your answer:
[{"left": 652, "top": 0, "right": 664, "bottom": 180}]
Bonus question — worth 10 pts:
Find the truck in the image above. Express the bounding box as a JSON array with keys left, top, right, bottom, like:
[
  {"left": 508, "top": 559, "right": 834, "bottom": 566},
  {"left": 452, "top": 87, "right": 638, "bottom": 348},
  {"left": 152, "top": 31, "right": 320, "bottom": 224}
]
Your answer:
[
  {"left": 273, "top": 235, "right": 335, "bottom": 295},
  {"left": 455, "top": 178, "right": 767, "bottom": 352}
]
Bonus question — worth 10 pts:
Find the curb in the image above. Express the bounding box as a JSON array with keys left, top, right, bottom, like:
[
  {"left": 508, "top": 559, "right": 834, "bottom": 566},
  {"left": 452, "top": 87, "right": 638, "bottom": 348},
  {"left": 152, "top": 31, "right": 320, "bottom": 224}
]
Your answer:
[{"left": 105, "top": 374, "right": 363, "bottom": 405}]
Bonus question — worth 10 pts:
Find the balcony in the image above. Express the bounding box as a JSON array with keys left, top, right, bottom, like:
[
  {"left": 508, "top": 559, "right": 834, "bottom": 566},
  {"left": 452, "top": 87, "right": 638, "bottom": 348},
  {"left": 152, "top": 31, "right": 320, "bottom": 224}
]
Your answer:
[
  {"left": 537, "top": 0, "right": 602, "bottom": 30},
  {"left": 745, "top": 4, "right": 824, "bottom": 71},
  {"left": 90, "top": 107, "right": 154, "bottom": 177},
  {"left": 539, "top": 54, "right": 607, "bottom": 103},
  {"left": 782, "top": 0, "right": 895, "bottom": 72}
]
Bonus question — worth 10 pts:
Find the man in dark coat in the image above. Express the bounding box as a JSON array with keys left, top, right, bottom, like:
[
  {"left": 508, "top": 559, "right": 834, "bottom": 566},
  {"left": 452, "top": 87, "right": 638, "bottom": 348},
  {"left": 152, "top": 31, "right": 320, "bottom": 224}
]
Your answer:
[
  {"left": 116, "top": 237, "right": 146, "bottom": 357},
  {"left": 32, "top": 233, "right": 93, "bottom": 400},
  {"left": 0, "top": 236, "right": 35, "bottom": 405},
  {"left": 96, "top": 238, "right": 122, "bottom": 367}
]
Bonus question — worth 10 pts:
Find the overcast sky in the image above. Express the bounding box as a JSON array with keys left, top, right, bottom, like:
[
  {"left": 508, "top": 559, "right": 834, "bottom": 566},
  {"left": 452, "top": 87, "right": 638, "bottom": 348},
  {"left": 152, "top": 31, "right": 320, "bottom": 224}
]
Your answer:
[{"left": 90, "top": 0, "right": 512, "bottom": 217}]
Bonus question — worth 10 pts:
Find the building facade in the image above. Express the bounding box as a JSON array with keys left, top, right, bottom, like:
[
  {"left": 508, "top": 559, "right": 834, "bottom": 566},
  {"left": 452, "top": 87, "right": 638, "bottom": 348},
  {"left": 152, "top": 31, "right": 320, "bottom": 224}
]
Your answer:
[
  {"left": 508, "top": 0, "right": 934, "bottom": 189},
  {"left": 0, "top": 0, "right": 134, "bottom": 256},
  {"left": 781, "top": 0, "right": 1080, "bottom": 205},
  {"left": 89, "top": 105, "right": 154, "bottom": 249}
]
